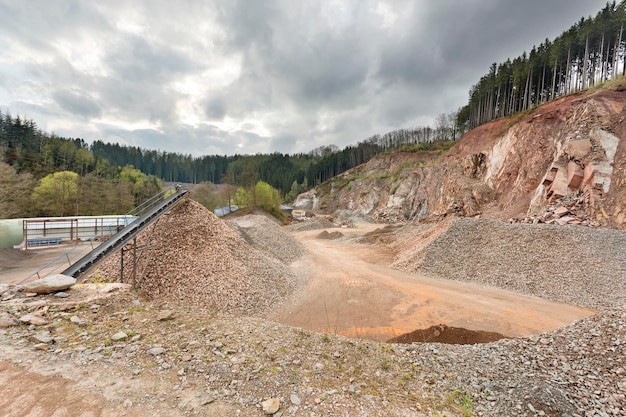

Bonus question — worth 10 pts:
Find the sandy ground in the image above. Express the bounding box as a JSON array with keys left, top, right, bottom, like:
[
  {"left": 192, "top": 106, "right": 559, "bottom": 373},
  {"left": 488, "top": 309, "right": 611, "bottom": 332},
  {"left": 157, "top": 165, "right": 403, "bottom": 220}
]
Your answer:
[
  {"left": 267, "top": 225, "right": 596, "bottom": 341},
  {"left": 0, "top": 354, "right": 156, "bottom": 417}
]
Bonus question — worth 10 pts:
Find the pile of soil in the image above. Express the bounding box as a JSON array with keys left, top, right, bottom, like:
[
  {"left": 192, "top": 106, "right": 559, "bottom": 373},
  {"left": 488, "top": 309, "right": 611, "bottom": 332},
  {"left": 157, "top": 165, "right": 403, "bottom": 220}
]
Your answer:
[
  {"left": 355, "top": 224, "right": 402, "bottom": 244},
  {"left": 0, "top": 249, "right": 33, "bottom": 273},
  {"left": 92, "top": 200, "right": 297, "bottom": 316},
  {"left": 388, "top": 324, "right": 507, "bottom": 345}
]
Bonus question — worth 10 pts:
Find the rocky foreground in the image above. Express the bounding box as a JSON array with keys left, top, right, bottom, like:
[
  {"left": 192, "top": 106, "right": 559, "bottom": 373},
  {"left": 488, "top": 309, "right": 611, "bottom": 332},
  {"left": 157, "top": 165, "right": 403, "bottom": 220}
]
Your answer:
[
  {"left": 0, "top": 212, "right": 625, "bottom": 417},
  {"left": 0, "top": 285, "right": 624, "bottom": 417}
]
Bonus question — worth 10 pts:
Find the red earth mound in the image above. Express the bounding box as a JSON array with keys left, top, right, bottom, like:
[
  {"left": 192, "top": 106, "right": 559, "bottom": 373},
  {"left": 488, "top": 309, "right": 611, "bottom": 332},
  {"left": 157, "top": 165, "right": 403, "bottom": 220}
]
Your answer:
[{"left": 388, "top": 324, "right": 508, "bottom": 345}]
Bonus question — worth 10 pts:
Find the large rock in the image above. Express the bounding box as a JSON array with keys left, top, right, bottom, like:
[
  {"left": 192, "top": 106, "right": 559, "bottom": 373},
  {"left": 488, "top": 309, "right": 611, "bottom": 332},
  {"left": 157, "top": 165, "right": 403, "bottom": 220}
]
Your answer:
[{"left": 20, "top": 274, "right": 76, "bottom": 294}]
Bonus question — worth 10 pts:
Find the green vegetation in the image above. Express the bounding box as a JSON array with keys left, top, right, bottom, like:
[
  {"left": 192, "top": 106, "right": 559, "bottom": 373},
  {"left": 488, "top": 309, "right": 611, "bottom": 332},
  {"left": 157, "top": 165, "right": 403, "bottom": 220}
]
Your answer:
[
  {"left": 0, "top": 109, "right": 459, "bottom": 219},
  {"left": 445, "top": 390, "right": 475, "bottom": 417},
  {"left": 234, "top": 180, "right": 286, "bottom": 221}
]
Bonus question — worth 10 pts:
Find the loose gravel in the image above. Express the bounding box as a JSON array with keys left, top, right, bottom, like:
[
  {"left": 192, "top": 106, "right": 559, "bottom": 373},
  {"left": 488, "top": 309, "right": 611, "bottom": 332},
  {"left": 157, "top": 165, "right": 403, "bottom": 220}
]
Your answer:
[
  {"left": 1, "top": 213, "right": 625, "bottom": 416},
  {"left": 93, "top": 200, "right": 300, "bottom": 316},
  {"left": 392, "top": 218, "right": 626, "bottom": 309},
  {"left": 285, "top": 216, "right": 337, "bottom": 232},
  {"left": 227, "top": 214, "right": 307, "bottom": 264}
]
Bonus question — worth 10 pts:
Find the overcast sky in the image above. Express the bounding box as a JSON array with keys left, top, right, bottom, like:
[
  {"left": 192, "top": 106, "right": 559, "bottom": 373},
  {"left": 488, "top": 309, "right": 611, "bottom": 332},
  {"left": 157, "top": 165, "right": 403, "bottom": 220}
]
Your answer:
[{"left": 0, "top": 1, "right": 607, "bottom": 156}]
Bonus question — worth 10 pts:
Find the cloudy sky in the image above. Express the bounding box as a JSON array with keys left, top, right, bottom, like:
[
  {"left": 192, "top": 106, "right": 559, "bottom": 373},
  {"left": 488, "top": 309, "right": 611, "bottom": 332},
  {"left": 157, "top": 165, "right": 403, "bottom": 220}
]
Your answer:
[{"left": 0, "top": 1, "right": 607, "bottom": 156}]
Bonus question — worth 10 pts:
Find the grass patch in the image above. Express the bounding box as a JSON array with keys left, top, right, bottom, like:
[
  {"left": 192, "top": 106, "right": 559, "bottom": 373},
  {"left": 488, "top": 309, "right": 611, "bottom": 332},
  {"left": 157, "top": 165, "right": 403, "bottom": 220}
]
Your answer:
[{"left": 445, "top": 390, "right": 475, "bottom": 417}]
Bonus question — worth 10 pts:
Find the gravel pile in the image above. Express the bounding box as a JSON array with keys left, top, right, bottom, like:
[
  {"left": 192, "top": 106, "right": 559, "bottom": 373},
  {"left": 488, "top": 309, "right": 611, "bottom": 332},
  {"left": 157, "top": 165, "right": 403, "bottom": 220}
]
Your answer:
[
  {"left": 286, "top": 216, "right": 336, "bottom": 232},
  {"left": 93, "top": 200, "right": 298, "bottom": 316},
  {"left": 392, "top": 218, "right": 626, "bottom": 309},
  {"left": 227, "top": 215, "right": 306, "bottom": 264},
  {"left": 316, "top": 230, "right": 344, "bottom": 240}
]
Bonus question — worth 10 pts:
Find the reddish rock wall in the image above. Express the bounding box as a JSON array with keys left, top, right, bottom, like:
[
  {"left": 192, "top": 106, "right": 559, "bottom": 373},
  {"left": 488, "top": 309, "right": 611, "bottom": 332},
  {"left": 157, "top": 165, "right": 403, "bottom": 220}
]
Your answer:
[{"left": 296, "top": 86, "right": 626, "bottom": 229}]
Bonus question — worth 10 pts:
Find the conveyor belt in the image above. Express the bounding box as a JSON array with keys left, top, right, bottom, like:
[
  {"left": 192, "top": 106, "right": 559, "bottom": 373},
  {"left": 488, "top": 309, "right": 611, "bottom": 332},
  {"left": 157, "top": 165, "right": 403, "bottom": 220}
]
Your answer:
[{"left": 61, "top": 189, "right": 189, "bottom": 278}]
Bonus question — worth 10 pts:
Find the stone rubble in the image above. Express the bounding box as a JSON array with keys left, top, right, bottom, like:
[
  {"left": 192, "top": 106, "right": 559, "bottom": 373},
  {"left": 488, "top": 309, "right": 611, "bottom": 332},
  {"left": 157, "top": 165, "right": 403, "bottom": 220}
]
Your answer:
[
  {"left": 93, "top": 200, "right": 301, "bottom": 316},
  {"left": 1, "top": 288, "right": 624, "bottom": 416},
  {"left": 0, "top": 209, "right": 624, "bottom": 416},
  {"left": 512, "top": 191, "right": 609, "bottom": 227},
  {"left": 285, "top": 216, "right": 337, "bottom": 232},
  {"left": 227, "top": 214, "right": 307, "bottom": 264},
  {"left": 392, "top": 217, "right": 626, "bottom": 309}
]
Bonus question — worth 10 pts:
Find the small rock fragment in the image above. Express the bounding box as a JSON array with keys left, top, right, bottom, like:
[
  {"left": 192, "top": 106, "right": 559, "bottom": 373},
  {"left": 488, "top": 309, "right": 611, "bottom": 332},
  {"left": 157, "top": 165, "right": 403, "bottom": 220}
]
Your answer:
[
  {"left": 29, "top": 331, "right": 53, "bottom": 344},
  {"left": 158, "top": 310, "right": 175, "bottom": 321},
  {"left": 147, "top": 347, "right": 165, "bottom": 355},
  {"left": 19, "top": 314, "right": 48, "bottom": 326},
  {"left": 112, "top": 331, "right": 128, "bottom": 341},
  {"left": 0, "top": 318, "right": 18, "bottom": 328},
  {"left": 261, "top": 398, "right": 280, "bottom": 414},
  {"left": 33, "top": 343, "right": 49, "bottom": 350}
]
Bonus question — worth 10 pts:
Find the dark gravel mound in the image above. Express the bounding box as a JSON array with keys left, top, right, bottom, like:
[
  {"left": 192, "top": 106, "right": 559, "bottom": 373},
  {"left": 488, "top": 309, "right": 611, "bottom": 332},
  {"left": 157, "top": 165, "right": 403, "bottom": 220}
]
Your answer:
[{"left": 388, "top": 324, "right": 508, "bottom": 345}]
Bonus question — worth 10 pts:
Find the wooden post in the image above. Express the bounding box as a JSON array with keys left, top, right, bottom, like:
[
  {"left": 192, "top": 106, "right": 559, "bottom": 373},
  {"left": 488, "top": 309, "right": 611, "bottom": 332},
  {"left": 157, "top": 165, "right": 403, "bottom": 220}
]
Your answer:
[
  {"left": 132, "top": 237, "right": 137, "bottom": 288},
  {"left": 120, "top": 246, "right": 125, "bottom": 283}
]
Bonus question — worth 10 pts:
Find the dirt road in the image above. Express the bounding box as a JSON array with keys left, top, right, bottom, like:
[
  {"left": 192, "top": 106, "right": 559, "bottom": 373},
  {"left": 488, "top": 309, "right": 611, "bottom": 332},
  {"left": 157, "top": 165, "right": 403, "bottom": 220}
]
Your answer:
[{"left": 267, "top": 225, "right": 596, "bottom": 341}]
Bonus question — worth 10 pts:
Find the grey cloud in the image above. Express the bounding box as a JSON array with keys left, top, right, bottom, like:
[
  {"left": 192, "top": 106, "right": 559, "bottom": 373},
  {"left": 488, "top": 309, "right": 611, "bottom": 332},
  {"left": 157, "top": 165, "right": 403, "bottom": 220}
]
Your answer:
[
  {"left": 52, "top": 90, "right": 102, "bottom": 118},
  {"left": 0, "top": 0, "right": 610, "bottom": 157},
  {"left": 0, "top": 1, "right": 110, "bottom": 53},
  {"left": 97, "top": 78, "right": 178, "bottom": 124},
  {"left": 269, "top": 132, "right": 300, "bottom": 155},
  {"left": 203, "top": 94, "right": 228, "bottom": 121},
  {"left": 104, "top": 35, "right": 196, "bottom": 83},
  {"left": 215, "top": 0, "right": 279, "bottom": 49}
]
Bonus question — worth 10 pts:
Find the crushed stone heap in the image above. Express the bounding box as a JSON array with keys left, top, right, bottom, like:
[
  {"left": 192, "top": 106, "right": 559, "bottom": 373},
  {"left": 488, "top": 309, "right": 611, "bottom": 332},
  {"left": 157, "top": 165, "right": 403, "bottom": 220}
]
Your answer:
[
  {"left": 93, "top": 200, "right": 298, "bottom": 316},
  {"left": 285, "top": 216, "right": 336, "bottom": 232},
  {"left": 392, "top": 217, "right": 626, "bottom": 309},
  {"left": 227, "top": 214, "right": 306, "bottom": 264}
]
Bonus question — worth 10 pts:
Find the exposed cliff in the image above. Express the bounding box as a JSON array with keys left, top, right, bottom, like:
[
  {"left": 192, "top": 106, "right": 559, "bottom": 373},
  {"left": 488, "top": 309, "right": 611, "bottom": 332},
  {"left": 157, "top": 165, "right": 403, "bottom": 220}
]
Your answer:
[{"left": 295, "top": 82, "right": 626, "bottom": 229}]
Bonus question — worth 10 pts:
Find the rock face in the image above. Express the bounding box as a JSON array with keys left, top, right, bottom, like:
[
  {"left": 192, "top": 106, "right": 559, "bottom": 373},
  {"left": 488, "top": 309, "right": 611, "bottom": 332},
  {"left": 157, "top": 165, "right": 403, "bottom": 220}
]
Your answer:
[
  {"left": 295, "top": 87, "right": 626, "bottom": 229},
  {"left": 20, "top": 274, "right": 77, "bottom": 294}
]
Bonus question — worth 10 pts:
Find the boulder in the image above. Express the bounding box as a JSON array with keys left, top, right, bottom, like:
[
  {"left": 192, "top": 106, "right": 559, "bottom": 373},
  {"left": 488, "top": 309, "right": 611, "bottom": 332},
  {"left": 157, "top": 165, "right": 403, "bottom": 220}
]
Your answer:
[{"left": 20, "top": 274, "right": 76, "bottom": 294}]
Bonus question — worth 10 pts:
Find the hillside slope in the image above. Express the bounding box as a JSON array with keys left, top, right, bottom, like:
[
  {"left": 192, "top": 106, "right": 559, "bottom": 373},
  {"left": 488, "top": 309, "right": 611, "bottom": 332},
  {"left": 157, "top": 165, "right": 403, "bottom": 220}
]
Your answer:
[{"left": 295, "top": 83, "right": 626, "bottom": 229}]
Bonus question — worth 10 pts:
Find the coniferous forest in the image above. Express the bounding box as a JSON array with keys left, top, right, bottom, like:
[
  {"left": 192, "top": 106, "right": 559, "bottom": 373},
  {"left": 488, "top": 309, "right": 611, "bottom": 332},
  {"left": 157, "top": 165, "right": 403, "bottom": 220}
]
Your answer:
[
  {"left": 1, "top": 1, "right": 623, "bottom": 218},
  {"left": 459, "top": 1, "right": 626, "bottom": 129}
]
